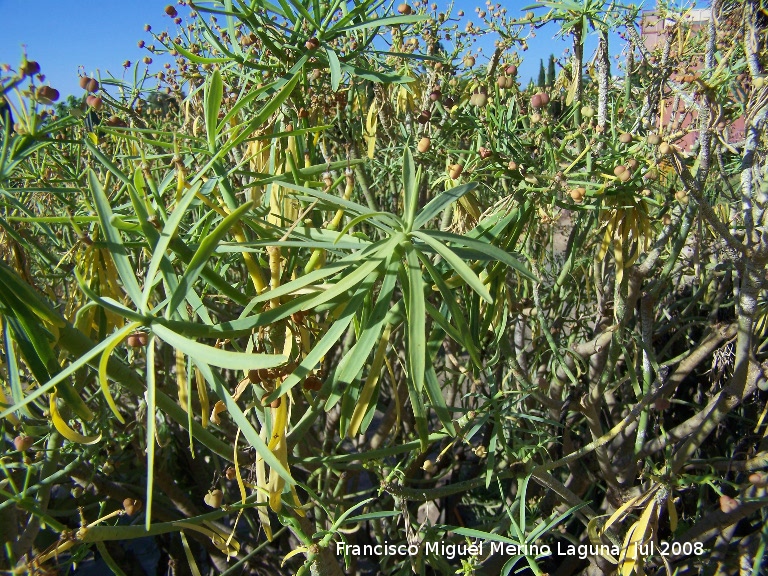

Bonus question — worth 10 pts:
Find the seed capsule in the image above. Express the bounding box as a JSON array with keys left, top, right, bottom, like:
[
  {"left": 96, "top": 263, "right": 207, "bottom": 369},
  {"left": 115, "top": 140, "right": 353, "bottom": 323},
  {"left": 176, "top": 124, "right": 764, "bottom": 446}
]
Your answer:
[
  {"left": 14, "top": 436, "right": 34, "bottom": 452},
  {"left": 123, "top": 498, "right": 143, "bottom": 515},
  {"left": 204, "top": 489, "right": 224, "bottom": 508},
  {"left": 448, "top": 163, "right": 463, "bottom": 179},
  {"left": 619, "top": 132, "right": 632, "bottom": 144},
  {"left": 417, "top": 137, "right": 431, "bottom": 153},
  {"left": 127, "top": 332, "right": 148, "bottom": 347}
]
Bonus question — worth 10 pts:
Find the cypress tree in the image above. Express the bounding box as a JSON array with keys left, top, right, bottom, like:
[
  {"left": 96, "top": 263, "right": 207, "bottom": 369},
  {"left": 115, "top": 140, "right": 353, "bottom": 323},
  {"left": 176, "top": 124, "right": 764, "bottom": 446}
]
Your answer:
[
  {"left": 537, "top": 59, "right": 546, "bottom": 87},
  {"left": 547, "top": 54, "right": 556, "bottom": 86}
]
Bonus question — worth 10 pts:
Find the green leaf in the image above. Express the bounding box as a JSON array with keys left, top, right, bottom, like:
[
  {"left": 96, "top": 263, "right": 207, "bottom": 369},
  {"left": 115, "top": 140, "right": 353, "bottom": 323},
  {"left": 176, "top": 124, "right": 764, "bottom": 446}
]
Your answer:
[
  {"left": 412, "top": 232, "right": 493, "bottom": 304},
  {"left": 334, "top": 13, "right": 429, "bottom": 33},
  {"left": 145, "top": 334, "right": 157, "bottom": 530},
  {"left": 88, "top": 170, "right": 143, "bottom": 305},
  {"left": 404, "top": 243, "right": 426, "bottom": 399},
  {"left": 326, "top": 48, "right": 342, "bottom": 91},
  {"left": 424, "top": 366, "right": 456, "bottom": 435},
  {"left": 205, "top": 69, "right": 224, "bottom": 152},
  {"left": 413, "top": 182, "right": 478, "bottom": 230},
  {"left": 402, "top": 147, "right": 418, "bottom": 229},
  {"left": 141, "top": 179, "right": 206, "bottom": 315},
  {"left": 426, "top": 230, "right": 535, "bottom": 280},
  {"left": 333, "top": 257, "right": 398, "bottom": 385},
  {"left": 168, "top": 201, "right": 252, "bottom": 314},
  {"left": 151, "top": 324, "right": 286, "bottom": 371},
  {"left": 417, "top": 253, "right": 482, "bottom": 367},
  {"left": 267, "top": 283, "right": 368, "bottom": 405}
]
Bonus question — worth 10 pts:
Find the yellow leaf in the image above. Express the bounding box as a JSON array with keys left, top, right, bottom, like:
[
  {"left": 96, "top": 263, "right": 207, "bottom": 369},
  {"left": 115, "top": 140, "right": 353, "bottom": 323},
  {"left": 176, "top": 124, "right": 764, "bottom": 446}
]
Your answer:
[
  {"left": 195, "top": 367, "right": 209, "bottom": 428},
  {"left": 282, "top": 546, "right": 310, "bottom": 567},
  {"left": 602, "top": 493, "right": 644, "bottom": 537},
  {"left": 50, "top": 391, "right": 101, "bottom": 445},
  {"left": 667, "top": 497, "right": 678, "bottom": 533},
  {"left": 348, "top": 324, "right": 391, "bottom": 438},
  {"left": 98, "top": 323, "right": 142, "bottom": 425}
]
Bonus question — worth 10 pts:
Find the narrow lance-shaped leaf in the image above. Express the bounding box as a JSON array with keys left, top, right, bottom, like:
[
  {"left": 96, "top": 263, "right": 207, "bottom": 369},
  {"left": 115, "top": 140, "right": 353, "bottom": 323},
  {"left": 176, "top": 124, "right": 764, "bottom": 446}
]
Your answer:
[
  {"left": 402, "top": 147, "right": 418, "bottom": 229},
  {"left": 168, "top": 200, "right": 253, "bottom": 314},
  {"left": 88, "top": 169, "right": 143, "bottom": 305},
  {"left": 204, "top": 70, "right": 223, "bottom": 152},
  {"left": 413, "top": 182, "right": 478, "bottom": 230},
  {"left": 141, "top": 179, "right": 206, "bottom": 315},
  {"left": 152, "top": 324, "right": 286, "bottom": 371},
  {"left": 413, "top": 231, "right": 493, "bottom": 304},
  {"left": 400, "top": 243, "right": 430, "bottom": 451}
]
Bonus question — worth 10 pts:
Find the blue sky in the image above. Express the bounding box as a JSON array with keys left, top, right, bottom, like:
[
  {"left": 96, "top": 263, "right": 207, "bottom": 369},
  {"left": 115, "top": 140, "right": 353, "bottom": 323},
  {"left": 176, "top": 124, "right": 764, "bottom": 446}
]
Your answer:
[{"left": 0, "top": 0, "right": 635, "bottom": 100}]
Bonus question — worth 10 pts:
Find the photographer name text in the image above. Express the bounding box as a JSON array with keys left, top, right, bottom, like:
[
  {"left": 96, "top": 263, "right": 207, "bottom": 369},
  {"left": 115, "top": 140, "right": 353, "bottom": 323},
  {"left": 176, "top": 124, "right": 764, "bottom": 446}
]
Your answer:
[{"left": 336, "top": 540, "right": 706, "bottom": 560}]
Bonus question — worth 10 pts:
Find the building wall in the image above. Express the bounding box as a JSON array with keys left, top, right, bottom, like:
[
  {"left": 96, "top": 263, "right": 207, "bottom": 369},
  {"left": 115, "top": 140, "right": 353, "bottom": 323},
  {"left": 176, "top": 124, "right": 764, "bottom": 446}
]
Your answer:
[{"left": 639, "top": 8, "right": 744, "bottom": 150}]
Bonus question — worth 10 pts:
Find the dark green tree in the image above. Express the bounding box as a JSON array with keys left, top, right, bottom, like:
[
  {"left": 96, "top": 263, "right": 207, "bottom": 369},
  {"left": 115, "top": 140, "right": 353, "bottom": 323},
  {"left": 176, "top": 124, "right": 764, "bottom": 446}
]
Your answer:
[
  {"left": 547, "top": 54, "right": 556, "bottom": 86},
  {"left": 537, "top": 59, "right": 546, "bottom": 87}
]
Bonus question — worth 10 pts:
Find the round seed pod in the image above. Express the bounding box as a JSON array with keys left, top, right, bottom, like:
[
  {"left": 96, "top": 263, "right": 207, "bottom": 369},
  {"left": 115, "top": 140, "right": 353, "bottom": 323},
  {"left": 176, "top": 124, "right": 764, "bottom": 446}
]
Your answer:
[
  {"left": 643, "top": 168, "right": 658, "bottom": 181},
  {"left": 270, "top": 397, "right": 281, "bottom": 409},
  {"left": 429, "top": 89, "right": 441, "bottom": 101},
  {"left": 90, "top": 97, "right": 104, "bottom": 111},
  {"left": 305, "top": 37, "right": 320, "bottom": 50},
  {"left": 719, "top": 495, "right": 738, "bottom": 513},
  {"left": 106, "top": 116, "right": 127, "bottom": 128},
  {"left": 619, "top": 169, "right": 632, "bottom": 182},
  {"left": 165, "top": 5, "right": 178, "bottom": 17},
  {"left": 613, "top": 165, "right": 627, "bottom": 176},
  {"left": 79, "top": 76, "right": 90, "bottom": 89},
  {"left": 417, "top": 110, "right": 431, "bottom": 124},
  {"left": 448, "top": 163, "right": 463, "bottom": 179},
  {"left": 748, "top": 472, "right": 768, "bottom": 487},
  {"left": 537, "top": 92, "right": 550, "bottom": 106},
  {"left": 225, "top": 466, "right": 237, "bottom": 480},
  {"left": 658, "top": 142, "right": 672, "bottom": 155},
  {"left": 674, "top": 190, "right": 688, "bottom": 204},
  {"left": 497, "top": 76, "right": 507, "bottom": 89},
  {"left": 21, "top": 60, "right": 40, "bottom": 77},
  {"left": 647, "top": 133, "right": 661, "bottom": 146},
  {"left": 417, "top": 137, "right": 431, "bottom": 153},
  {"left": 473, "top": 93, "right": 487, "bottom": 107},
  {"left": 619, "top": 132, "right": 632, "bottom": 144},
  {"left": 247, "top": 369, "right": 263, "bottom": 384},
  {"left": 123, "top": 498, "right": 143, "bottom": 515},
  {"left": 86, "top": 78, "right": 99, "bottom": 93},
  {"left": 204, "top": 489, "right": 224, "bottom": 508},
  {"left": 36, "top": 86, "right": 59, "bottom": 103},
  {"left": 442, "top": 96, "right": 455, "bottom": 109},
  {"left": 661, "top": 214, "right": 672, "bottom": 226},
  {"left": 14, "top": 436, "right": 34, "bottom": 452},
  {"left": 581, "top": 105, "right": 595, "bottom": 118},
  {"left": 303, "top": 375, "right": 322, "bottom": 391},
  {"left": 397, "top": 3, "right": 412, "bottom": 14},
  {"left": 626, "top": 158, "right": 639, "bottom": 171},
  {"left": 422, "top": 459, "right": 437, "bottom": 473},
  {"left": 530, "top": 94, "right": 543, "bottom": 109},
  {"left": 463, "top": 55, "right": 475, "bottom": 67},
  {"left": 127, "top": 332, "right": 148, "bottom": 347},
  {"left": 506, "top": 64, "right": 517, "bottom": 76},
  {"left": 478, "top": 147, "right": 492, "bottom": 159},
  {"left": 569, "top": 188, "right": 585, "bottom": 203},
  {"left": 530, "top": 112, "right": 541, "bottom": 124},
  {"left": 507, "top": 160, "right": 517, "bottom": 171}
]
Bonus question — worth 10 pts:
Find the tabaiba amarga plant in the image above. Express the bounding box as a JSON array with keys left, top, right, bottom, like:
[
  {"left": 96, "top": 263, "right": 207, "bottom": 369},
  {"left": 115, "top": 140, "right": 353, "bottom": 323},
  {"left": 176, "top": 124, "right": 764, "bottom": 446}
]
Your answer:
[{"left": 3, "top": 0, "right": 768, "bottom": 574}]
